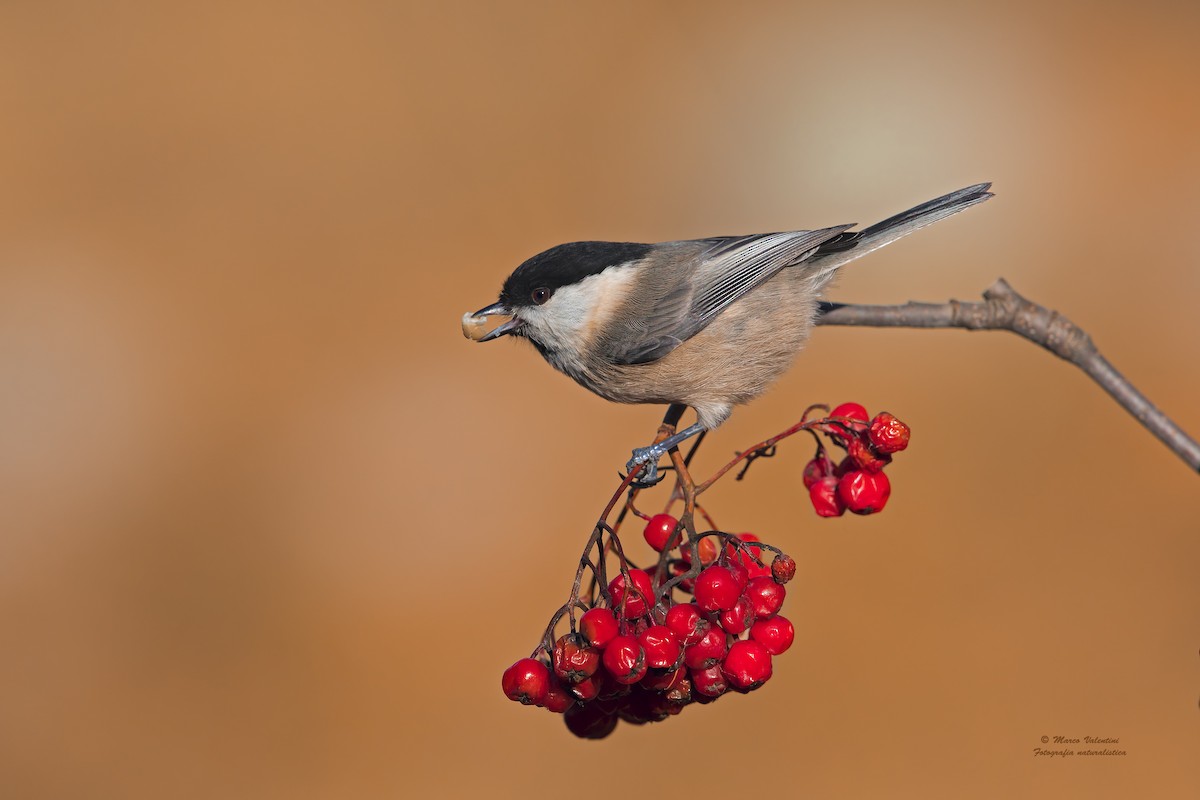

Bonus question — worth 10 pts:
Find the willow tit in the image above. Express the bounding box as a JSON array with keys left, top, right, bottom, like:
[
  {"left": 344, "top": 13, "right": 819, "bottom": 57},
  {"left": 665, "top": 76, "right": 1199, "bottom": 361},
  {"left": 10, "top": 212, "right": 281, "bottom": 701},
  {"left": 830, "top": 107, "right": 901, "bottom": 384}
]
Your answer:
[{"left": 465, "top": 183, "right": 992, "bottom": 483}]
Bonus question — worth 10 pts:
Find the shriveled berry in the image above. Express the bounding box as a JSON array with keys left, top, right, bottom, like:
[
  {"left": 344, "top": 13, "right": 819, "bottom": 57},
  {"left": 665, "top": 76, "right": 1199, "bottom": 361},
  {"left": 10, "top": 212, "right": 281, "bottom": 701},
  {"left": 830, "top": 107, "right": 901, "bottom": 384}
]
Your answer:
[
  {"left": 579, "top": 607, "right": 619, "bottom": 649},
  {"left": 608, "top": 569, "right": 655, "bottom": 619},
  {"left": 750, "top": 615, "right": 795, "bottom": 656},
  {"left": 683, "top": 624, "right": 728, "bottom": 670},
  {"left": 771, "top": 554, "right": 796, "bottom": 584},
  {"left": 838, "top": 469, "right": 891, "bottom": 515},
  {"left": 650, "top": 686, "right": 688, "bottom": 716},
  {"left": 638, "top": 625, "right": 682, "bottom": 670},
  {"left": 501, "top": 658, "right": 550, "bottom": 705},
  {"left": 665, "top": 602, "right": 708, "bottom": 647},
  {"left": 802, "top": 456, "right": 833, "bottom": 490},
  {"left": 809, "top": 475, "right": 846, "bottom": 517},
  {"left": 718, "top": 595, "right": 755, "bottom": 635},
  {"left": 869, "top": 412, "right": 911, "bottom": 454},
  {"left": 664, "top": 676, "right": 692, "bottom": 707},
  {"left": 643, "top": 513, "right": 679, "bottom": 552},
  {"left": 553, "top": 633, "right": 601, "bottom": 683},
  {"left": 847, "top": 436, "right": 891, "bottom": 473},
  {"left": 601, "top": 635, "right": 647, "bottom": 684},
  {"left": 744, "top": 575, "right": 786, "bottom": 619},
  {"left": 690, "top": 664, "right": 729, "bottom": 698},
  {"left": 649, "top": 689, "right": 687, "bottom": 717},
  {"left": 722, "top": 640, "right": 773, "bottom": 690},
  {"left": 693, "top": 565, "right": 742, "bottom": 612}
]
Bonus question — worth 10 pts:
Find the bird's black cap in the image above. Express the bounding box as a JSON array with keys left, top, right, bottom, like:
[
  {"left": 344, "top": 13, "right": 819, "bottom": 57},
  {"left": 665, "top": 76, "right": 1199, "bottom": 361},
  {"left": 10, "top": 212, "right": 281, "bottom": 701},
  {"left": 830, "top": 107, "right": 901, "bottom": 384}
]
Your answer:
[{"left": 500, "top": 241, "right": 651, "bottom": 308}]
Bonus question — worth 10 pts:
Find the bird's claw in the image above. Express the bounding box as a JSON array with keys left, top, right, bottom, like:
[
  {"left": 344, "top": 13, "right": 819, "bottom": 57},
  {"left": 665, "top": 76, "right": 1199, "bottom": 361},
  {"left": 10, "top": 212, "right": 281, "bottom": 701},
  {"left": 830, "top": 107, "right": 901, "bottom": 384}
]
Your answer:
[{"left": 627, "top": 444, "right": 666, "bottom": 488}]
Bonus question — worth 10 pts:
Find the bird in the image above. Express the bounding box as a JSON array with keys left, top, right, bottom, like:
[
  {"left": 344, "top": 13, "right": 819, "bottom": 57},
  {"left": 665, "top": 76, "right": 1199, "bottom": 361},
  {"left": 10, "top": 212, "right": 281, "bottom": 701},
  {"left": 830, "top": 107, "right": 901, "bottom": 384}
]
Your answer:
[{"left": 464, "top": 183, "right": 992, "bottom": 484}]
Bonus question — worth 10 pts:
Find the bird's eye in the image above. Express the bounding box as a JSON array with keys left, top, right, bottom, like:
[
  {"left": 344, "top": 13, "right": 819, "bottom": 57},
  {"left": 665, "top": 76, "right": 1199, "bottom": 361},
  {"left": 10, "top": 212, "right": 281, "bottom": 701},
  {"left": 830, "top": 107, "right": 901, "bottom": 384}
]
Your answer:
[{"left": 531, "top": 287, "right": 552, "bottom": 305}]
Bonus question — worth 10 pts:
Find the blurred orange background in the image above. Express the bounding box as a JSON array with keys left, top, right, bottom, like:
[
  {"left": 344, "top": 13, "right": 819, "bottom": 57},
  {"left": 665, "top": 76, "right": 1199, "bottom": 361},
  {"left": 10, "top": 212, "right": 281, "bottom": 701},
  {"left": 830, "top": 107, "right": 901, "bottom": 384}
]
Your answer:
[{"left": 1, "top": 1, "right": 1198, "bottom": 797}]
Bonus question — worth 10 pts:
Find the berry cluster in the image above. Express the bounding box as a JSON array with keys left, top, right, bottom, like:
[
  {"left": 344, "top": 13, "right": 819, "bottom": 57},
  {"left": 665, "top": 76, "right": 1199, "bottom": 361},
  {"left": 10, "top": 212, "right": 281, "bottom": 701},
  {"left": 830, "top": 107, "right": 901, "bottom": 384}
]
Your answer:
[
  {"left": 501, "top": 516, "right": 797, "bottom": 739},
  {"left": 500, "top": 402, "right": 909, "bottom": 739},
  {"left": 804, "top": 402, "right": 910, "bottom": 518}
]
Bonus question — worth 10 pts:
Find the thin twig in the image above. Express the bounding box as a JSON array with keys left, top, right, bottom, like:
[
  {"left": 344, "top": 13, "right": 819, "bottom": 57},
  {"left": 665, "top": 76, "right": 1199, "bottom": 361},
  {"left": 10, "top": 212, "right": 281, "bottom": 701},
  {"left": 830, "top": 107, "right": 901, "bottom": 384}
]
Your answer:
[
  {"left": 817, "top": 278, "right": 1200, "bottom": 473},
  {"left": 695, "top": 416, "right": 821, "bottom": 494}
]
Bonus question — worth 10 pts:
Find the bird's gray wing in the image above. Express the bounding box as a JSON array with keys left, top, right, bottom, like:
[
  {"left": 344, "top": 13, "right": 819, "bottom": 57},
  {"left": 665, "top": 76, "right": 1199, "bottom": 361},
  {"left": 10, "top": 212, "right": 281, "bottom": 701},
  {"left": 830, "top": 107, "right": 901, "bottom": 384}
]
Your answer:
[{"left": 606, "top": 225, "right": 854, "bottom": 365}]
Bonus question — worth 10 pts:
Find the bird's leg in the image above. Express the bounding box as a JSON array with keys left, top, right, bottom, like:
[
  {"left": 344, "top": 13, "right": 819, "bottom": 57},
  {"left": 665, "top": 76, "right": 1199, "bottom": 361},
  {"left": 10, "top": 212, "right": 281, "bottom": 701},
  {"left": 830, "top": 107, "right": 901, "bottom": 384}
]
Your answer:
[{"left": 628, "top": 419, "right": 706, "bottom": 488}]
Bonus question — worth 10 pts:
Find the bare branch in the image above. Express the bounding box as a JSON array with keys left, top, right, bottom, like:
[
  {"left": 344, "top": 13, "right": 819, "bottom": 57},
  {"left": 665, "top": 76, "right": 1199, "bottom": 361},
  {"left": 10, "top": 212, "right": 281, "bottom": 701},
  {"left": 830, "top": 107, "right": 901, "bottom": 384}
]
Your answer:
[{"left": 816, "top": 278, "right": 1200, "bottom": 473}]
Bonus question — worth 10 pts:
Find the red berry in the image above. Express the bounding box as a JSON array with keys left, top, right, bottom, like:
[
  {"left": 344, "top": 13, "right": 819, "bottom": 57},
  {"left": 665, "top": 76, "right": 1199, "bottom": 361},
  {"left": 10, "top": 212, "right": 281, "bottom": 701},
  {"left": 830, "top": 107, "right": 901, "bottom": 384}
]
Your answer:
[
  {"left": 718, "top": 595, "right": 755, "bottom": 635},
  {"left": 553, "top": 633, "right": 601, "bottom": 683},
  {"left": 750, "top": 615, "right": 795, "bottom": 656},
  {"left": 829, "top": 402, "right": 869, "bottom": 443},
  {"left": 722, "top": 640, "right": 773, "bottom": 690},
  {"left": 668, "top": 560, "right": 695, "bottom": 593},
  {"left": 601, "top": 635, "right": 647, "bottom": 684},
  {"left": 831, "top": 402, "right": 869, "bottom": 426},
  {"left": 501, "top": 658, "right": 550, "bottom": 705},
  {"left": 681, "top": 536, "right": 719, "bottom": 567},
  {"left": 643, "top": 513, "right": 679, "bottom": 552},
  {"left": 727, "top": 533, "right": 762, "bottom": 562},
  {"left": 639, "top": 664, "right": 686, "bottom": 692},
  {"left": 541, "top": 675, "right": 577, "bottom": 713},
  {"left": 869, "top": 412, "right": 911, "bottom": 454},
  {"left": 847, "top": 436, "right": 891, "bottom": 473},
  {"left": 837, "top": 469, "right": 891, "bottom": 515},
  {"left": 569, "top": 674, "right": 602, "bottom": 702},
  {"left": 608, "top": 569, "right": 655, "bottom": 619},
  {"left": 745, "top": 560, "right": 772, "bottom": 580},
  {"left": 579, "top": 607, "right": 619, "bottom": 649},
  {"left": 665, "top": 602, "right": 708, "bottom": 647},
  {"left": 690, "top": 664, "right": 729, "bottom": 698},
  {"left": 682, "top": 624, "right": 728, "bottom": 670},
  {"left": 834, "top": 455, "right": 856, "bottom": 477},
  {"left": 728, "top": 535, "right": 769, "bottom": 579},
  {"left": 771, "top": 554, "right": 796, "bottom": 584},
  {"left": 726, "top": 560, "right": 749, "bottom": 591},
  {"left": 693, "top": 565, "right": 742, "bottom": 612},
  {"left": 809, "top": 475, "right": 846, "bottom": 517},
  {"left": 744, "top": 575, "right": 786, "bottom": 619},
  {"left": 802, "top": 456, "right": 833, "bottom": 490},
  {"left": 638, "top": 625, "right": 682, "bottom": 670}
]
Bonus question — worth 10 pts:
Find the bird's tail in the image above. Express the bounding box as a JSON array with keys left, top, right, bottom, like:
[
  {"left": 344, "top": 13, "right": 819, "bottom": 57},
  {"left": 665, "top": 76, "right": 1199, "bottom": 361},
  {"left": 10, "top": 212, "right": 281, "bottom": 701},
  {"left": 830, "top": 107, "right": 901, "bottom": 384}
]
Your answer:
[{"left": 807, "top": 182, "right": 993, "bottom": 281}]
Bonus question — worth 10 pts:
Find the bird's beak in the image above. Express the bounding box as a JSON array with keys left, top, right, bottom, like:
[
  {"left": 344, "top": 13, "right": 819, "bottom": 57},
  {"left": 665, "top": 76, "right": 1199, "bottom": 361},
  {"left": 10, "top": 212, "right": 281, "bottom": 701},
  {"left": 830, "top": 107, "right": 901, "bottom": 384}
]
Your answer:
[{"left": 462, "top": 302, "right": 521, "bottom": 342}]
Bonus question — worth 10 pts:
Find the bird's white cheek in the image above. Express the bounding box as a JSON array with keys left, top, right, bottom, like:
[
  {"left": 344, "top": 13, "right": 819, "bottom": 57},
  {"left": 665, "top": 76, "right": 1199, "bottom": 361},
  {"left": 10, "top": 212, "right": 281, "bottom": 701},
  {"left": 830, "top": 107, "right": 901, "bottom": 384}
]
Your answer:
[
  {"left": 521, "top": 307, "right": 588, "bottom": 376},
  {"left": 523, "top": 265, "right": 637, "bottom": 376}
]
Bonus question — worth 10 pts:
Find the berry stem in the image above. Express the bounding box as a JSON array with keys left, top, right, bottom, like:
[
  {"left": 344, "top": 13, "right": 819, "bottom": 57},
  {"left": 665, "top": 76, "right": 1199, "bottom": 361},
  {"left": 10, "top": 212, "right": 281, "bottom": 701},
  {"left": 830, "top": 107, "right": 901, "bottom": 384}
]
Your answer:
[
  {"left": 695, "top": 502, "right": 719, "bottom": 533},
  {"left": 695, "top": 418, "right": 824, "bottom": 494}
]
